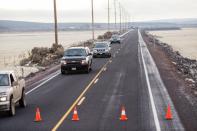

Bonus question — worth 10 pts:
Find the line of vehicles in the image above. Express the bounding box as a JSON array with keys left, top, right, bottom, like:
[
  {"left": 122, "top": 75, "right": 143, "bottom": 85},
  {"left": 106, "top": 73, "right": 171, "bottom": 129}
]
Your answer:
[
  {"left": 60, "top": 34, "right": 121, "bottom": 74},
  {"left": 0, "top": 34, "right": 121, "bottom": 116}
]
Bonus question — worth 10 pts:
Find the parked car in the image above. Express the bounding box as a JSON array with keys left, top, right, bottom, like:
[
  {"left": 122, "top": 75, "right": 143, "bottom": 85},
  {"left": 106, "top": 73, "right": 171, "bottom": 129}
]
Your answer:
[
  {"left": 0, "top": 71, "right": 26, "bottom": 116},
  {"left": 93, "top": 42, "right": 111, "bottom": 58},
  {"left": 110, "top": 34, "right": 121, "bottom": 44},
  {"left": 61, "top": 47, "right": 93, "bottom": 74}
]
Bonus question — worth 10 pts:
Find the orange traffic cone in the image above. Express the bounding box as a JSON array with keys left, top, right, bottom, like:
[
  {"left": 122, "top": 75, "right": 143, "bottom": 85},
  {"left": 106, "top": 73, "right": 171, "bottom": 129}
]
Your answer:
[
  {"left": 34, "top": 107, "right": 42, "bottom": 122},
  {"left": 120, "top": 106, "right": 128, "bottom": 121},
  {"left": 165, "top": 104, "right": 173, "bottom": 120},
  {"left": 72, "top": 107, "right": 79, "bottom": 121}
]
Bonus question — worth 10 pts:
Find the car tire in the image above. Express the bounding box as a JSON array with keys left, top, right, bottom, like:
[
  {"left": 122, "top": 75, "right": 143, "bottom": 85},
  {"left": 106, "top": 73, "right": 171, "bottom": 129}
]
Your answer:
[
  {"left": 9, "top": 97, "right": 15, "bottom": 116},
  {"left": 19, "top": 89, "right": 26, "bottom": 108},
  {"left": 61, "top": 70, "right": 65, "bottom": 75},
  {"left": 85, "top": 65, "right": 90, "bottom": 74},
  {"left": 90, "top": 61, "right": 92, "bottom": 71}
]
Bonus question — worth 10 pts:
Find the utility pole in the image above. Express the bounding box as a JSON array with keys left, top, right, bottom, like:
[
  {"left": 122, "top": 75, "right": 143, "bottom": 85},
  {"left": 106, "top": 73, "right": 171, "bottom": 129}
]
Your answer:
[
  {"left": 53, "top": 0, "right": 58, "bottom": 44},
  {"left": 114, "top": 0, "right": 117, "bottom": 30},
  {"left": 119, "top": 2, "right": 121, "bottom": 33},
  {"left": 91, "top": 0, "right": 95, "bottom": 41},
  {"left": 108, "top": 0, "right": 110, "bottom": 32}
]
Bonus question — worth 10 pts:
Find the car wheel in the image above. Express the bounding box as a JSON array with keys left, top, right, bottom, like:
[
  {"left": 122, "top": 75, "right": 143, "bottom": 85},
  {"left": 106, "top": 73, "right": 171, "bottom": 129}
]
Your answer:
[
  {"left": 108, "top": 54, "right": 111, "bottom": 58},
  {"left": 90, "top": 61, "right": 92, "bottom": 71},
  {"left": 65, "top": 70, "right": 69, "bottom": 74},
  {"left": 9, "top": 98, "right": 15, "bottom": 116},
  {"left": 61, "top": 70, "right": 65, "bottom": 75},
  {"left": 85, "top": 65, "right": 90, "bottom": 74},
  {"left": 19, "top": 90, "right": 26, "bottom": 108}
]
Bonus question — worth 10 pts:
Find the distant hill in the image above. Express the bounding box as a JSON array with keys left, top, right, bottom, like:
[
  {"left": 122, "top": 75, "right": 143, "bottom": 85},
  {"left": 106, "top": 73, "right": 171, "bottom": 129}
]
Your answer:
[
  {"left": 0, "top": 18, "right": 197, "bottom": 32},
  {"left": 150, "top": 18, "right": 197, "bottom": 28},
  {"left": 0, "top": 20, "right": 112, "bottom": 32}
]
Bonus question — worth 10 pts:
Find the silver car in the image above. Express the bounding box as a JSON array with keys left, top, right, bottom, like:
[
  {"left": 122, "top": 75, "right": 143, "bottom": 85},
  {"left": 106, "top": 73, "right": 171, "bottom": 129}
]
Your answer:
[
  {"left": 110, "top": 34, "right": 121, "bottom": 44},
  {"left": 0, "top": 71, "right": 26, "bottom": 116},
  {"left": 93, "top": 42, "right": 111, "bottom": 58}
]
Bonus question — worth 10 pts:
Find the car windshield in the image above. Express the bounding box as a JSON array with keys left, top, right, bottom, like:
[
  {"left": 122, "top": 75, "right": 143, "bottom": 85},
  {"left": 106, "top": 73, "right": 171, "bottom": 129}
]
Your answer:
[
  {"left": 0, "top": 74, "right": 9, "bottom": 86},
  {"left": 95, "top": 43, "right": 108, "bottom": 48},
  {"left": 64, "top": 49, "right": 87, "bottom": 56},
  {"left": 112, "top": 35, "right": 119, "bottom": 39}
]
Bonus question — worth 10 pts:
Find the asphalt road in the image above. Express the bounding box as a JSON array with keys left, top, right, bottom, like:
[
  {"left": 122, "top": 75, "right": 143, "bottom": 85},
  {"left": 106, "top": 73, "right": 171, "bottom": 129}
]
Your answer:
[{"left": 0, "top": 29, "right": 185, "bottom": 131}]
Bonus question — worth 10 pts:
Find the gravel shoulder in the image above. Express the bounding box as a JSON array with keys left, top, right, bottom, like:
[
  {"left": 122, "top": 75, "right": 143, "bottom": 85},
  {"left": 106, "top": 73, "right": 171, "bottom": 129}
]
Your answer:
[{"left": 142, "top": 31, "right": 197, "bottom": 131}]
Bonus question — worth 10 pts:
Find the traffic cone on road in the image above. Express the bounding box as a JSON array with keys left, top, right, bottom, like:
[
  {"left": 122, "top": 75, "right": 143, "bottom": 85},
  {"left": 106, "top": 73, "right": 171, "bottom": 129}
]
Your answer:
[
  {"left": 120, "top": 106, "right": 128, "bottom": 121},
  {"left": 34, "top": 107, "right": 42, "bottom": 122},
  {"left": 165, "top": 104, "right": 173, "bottom": 120},
  {"left": 72, "top": 106, "right": 79, "bottom": 121}
]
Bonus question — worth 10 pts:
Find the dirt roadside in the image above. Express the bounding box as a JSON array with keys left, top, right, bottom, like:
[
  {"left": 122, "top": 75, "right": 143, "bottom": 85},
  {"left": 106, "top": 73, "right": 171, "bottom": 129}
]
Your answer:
[
  {"left": 142, "top": 31, "right": 197, "bottom": 131},
  {"left": 25, "top": 63, "right": 60, "bottom": 87}
]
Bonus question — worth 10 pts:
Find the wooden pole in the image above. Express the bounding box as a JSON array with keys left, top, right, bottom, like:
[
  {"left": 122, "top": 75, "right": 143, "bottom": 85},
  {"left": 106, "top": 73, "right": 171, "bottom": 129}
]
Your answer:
[
  {"left": 54, "top": 0, "right": 58, "bottom": 44},
  {"left": 91, "top": 0, "right": 95, "bottom": 41}
]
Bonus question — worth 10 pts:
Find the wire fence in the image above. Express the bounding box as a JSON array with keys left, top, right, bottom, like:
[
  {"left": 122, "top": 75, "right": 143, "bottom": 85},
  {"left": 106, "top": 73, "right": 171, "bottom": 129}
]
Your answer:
[{"left": 0, "top": 55, "right": 39, "bottom": 78}]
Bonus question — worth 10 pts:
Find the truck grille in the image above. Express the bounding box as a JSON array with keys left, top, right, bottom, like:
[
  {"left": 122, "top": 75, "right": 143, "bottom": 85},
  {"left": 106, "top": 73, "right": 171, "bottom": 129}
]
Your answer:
[
  {"left": 67, "top": 60, "right": 81, "bottom": 65},
  {"left": 0, "top": 92, "right": 6, "bottom": 96}
]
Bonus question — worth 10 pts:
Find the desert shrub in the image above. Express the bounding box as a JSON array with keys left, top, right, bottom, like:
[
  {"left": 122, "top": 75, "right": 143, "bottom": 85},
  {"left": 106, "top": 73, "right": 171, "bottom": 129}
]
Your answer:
[
  {"left": 31, "top": 54, "right": 42, "bottom": 63},
  {"left": 54, "top": 47, "right": 64, "bottom": 58},
  {"left": 41, "top": 58, "right": 51, "bottom": 66},
  {"left": 50, "top": 43, "right": 64, "bottom": 53},
  {"left": 97, "top": 32, "right": 113, "bottom": 40},
  {"left": 20, "top": 58, "right": 30, "bottom": 66},
  {"left": 103, "top": 32, "right": 113, "bottom": 39},
  {"left": 31, "top": 47, "right": 49, "bottom": 57},
  {"left": 97, "top": 35, "right": 104, "bottom": 40}
]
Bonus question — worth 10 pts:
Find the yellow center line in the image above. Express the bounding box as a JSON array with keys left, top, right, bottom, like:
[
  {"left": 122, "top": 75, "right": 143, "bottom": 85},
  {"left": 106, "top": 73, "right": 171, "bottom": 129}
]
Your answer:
[{"left": 51, "top": 61, "right": 110, "bottom": 131}]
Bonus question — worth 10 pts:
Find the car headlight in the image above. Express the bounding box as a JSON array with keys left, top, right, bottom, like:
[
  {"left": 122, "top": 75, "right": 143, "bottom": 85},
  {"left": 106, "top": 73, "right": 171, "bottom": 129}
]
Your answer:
[
  {"left": 0, "top": 96, "right": 7, "bottom": 102},
  {"left": 61, "top": 60, "right": 67, "bottom": 65},
  {"left": 105, "top": 49, "right": 110, "bottom": 52},
  {"left": 81, "top": 60, "right": 88, "bottom": 65},
  {"left": 93, "top": 50, "right": 97, "bottom": 53}
]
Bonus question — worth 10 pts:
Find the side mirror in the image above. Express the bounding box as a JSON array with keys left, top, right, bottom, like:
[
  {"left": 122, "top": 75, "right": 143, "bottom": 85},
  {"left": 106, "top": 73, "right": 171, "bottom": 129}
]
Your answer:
[{"left": 12, "top": 81, "right": 18, "bottom": 87}]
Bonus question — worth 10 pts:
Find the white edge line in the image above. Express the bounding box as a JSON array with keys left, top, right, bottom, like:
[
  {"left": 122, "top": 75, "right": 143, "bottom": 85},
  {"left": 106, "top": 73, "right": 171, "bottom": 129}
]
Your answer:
[
  {"left": 94, "top": 78, "right": 99, "bottom": 84},
  {"left": 120, "top": 30, "right": 132, "bottom": 38},
  {"left": 139, "top": 30, "right": 161, "bottom": 131},
  {"left": 26, "top": 72, "right": 60, "bottom": 95},
  {"left": 77, "top": 97, "right": 86, "bottom": 106},
  {"left": 103, "top": 67, "right": 107, "bottom": 72}
]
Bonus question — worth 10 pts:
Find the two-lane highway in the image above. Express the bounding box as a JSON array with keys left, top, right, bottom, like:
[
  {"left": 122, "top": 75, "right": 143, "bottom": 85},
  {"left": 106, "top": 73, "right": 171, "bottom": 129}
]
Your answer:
[
  {"left": 0, "top": 32, "right": 122, "bottom": 130},
  {"left": 0, "top": 29, "right": 184, "bottom": 131},
  {"left": 55, "top": 29, "right": 157, "bottom": 131}
]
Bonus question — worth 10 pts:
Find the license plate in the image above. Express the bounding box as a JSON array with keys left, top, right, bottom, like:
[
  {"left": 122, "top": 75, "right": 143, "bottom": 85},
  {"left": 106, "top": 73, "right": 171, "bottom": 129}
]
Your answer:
[
  {"left": 99, "top": 53, "right": 103, "bottom": 55},
  {"left": 71, "top": 67, "right": 77, "bottom": 71}
]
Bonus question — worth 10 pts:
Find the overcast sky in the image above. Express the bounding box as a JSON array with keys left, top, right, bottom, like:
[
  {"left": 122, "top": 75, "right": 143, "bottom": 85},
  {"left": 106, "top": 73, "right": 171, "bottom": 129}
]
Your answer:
[{"left": 0, "top": 0, "right": 197, "bottom": 23}]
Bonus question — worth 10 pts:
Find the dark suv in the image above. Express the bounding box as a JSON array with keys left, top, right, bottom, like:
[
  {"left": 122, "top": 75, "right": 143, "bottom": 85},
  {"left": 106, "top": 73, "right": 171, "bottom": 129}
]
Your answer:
[{"left": 61, "top": 47, "right": 93, "bottom": 74}]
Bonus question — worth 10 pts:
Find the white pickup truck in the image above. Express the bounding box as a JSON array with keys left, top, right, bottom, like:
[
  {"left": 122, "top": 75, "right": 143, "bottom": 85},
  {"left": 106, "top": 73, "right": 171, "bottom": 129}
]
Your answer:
[{"left": 0, "top": 70, "right": 26, "bottom": 116}]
